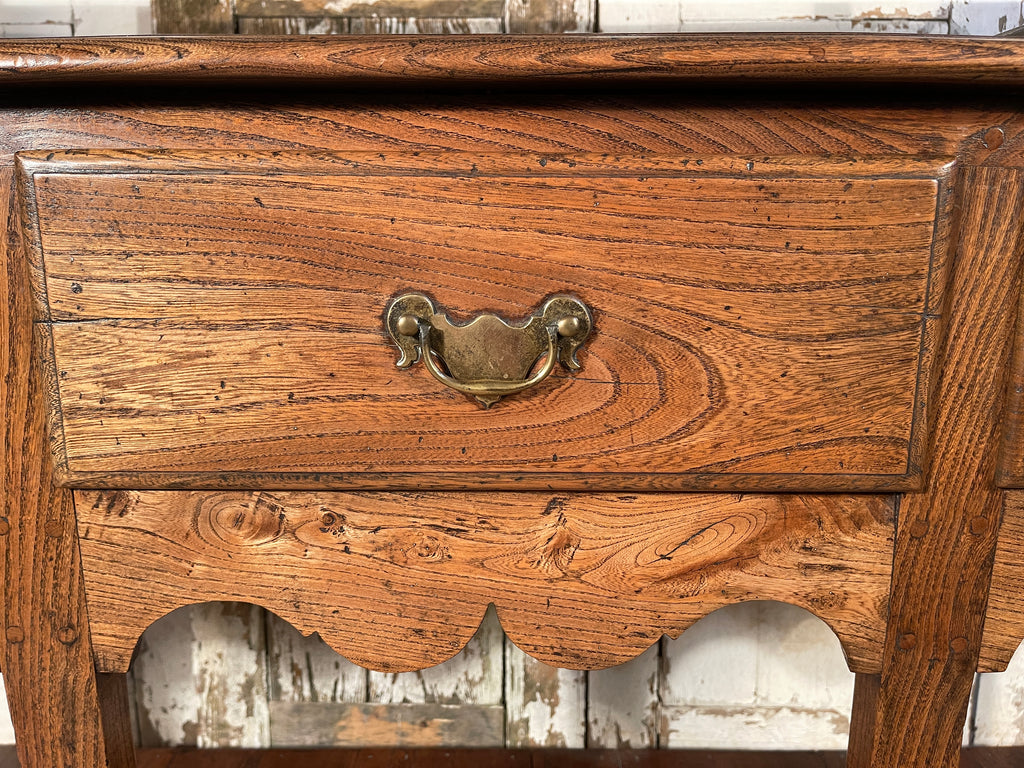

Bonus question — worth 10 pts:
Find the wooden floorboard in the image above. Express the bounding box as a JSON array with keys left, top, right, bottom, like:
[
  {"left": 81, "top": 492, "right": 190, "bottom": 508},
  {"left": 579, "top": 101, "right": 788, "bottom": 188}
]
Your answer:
[{"left": 0, "top": 745, "right": 1021, "bottom": 766}]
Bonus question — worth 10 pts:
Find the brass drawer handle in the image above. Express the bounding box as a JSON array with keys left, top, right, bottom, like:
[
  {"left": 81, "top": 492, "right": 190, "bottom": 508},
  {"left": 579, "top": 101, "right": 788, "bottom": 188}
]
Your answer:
[{"left": 386, "top": 293, "right": 592, "bottom": 407}]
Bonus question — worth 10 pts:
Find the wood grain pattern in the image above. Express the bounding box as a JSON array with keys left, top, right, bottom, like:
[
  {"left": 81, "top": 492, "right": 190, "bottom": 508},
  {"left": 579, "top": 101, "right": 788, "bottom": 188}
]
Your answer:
[
  {"left": 4, "top": 37, "right": 1024, "bottom": 765},
  {"left": 998, "top": 289, "right": 1024, "bottom": 486},
  {"left": 0, "top": 102, "right": 998, "bottom": 163},
  {"left": 0, "top": 161, "right": 113, "bottom": 766},
  {"left": 97, "top": 673, "right": 138, "bottom": 768},
  {"left": 980, "top": 491, "right": 1024, "bottom": 672},
  {"left": 865, "top": 167, "right": 1024, "bottom": 768},
  {"left": 1, "top": 36, "right": 1024, "bottom": 86},
  {"left": 74, "top": 490, "right": 895, "bottom": 675},
  {"left": 21, "top": 151, "right": 952, "bottom": 491}
]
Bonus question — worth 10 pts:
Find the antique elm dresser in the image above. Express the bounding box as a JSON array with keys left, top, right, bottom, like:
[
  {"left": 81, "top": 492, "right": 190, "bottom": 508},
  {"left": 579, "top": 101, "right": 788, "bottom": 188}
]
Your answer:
[{"left": 4, "top": 34, "right": 1024, "bottom": 768}]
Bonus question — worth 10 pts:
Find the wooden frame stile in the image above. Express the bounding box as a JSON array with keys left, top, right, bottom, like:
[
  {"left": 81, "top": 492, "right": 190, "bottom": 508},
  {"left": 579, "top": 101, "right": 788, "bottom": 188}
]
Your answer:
[
  {"left": 864, "top": 163, "right": 1024, "bottom": 767},
  {"left": 1, "top": 158, "right": 130, "bottom": 766},
  {"left": 979, "top": 133, "right": 1024, "bottom": 684}
]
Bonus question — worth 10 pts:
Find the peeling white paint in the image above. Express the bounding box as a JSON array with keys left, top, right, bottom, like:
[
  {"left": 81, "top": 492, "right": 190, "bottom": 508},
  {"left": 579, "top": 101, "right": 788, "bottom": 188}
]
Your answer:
[
  {"left": 133, "top": 603, "right": 270, "bottom": 748},
  {"left": 369, "top": 606, "right": 503, "bottom": 705},
  {"left": 975, "top": 643, "right": 1024, "bottom": 745},
  {"left": 588, "top": 643, "right": 660, "bottom": 747},
  {"left": 660, "top": 602, "right": 855, "bottom": 748},
  {"left": 505, "top": 639, "right": 586, "bottom": 747}
]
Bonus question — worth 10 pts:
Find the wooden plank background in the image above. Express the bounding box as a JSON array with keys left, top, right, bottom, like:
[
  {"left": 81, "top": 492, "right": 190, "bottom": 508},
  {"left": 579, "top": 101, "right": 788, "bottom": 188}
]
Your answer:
[{"left": 3, "top": 0, "right": 1024, "bottom": 753}]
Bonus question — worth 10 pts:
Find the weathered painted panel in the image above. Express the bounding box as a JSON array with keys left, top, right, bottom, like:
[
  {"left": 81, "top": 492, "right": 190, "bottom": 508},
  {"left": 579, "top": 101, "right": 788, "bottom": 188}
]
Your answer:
[
  {"left": 660, "top": 602, "right": 855, "bottom": 750},
  {"left": 0, "top": 2, "right": 74, "bottom": 25},
  {"left": 72, "top": 0, "right": 153, "bottom": 34},
  {"left": 0, "top": 676, "right": 14, "bottom": 744},
  {"left": 270, "top": 702, "right": 505, "bottom": 746},
  {"left": 152, "top": 0, "right": 233, "bottom": 32},
  {"left": 237, "top": 15, "right": 502, "bottom": 31},
  {"left": 235, "top": 0, "right": 504, "bottom": 33},
  {"left": 587, "top": 644, "right": 660, "bottom": 748},
  {"left": 265, "top": 613, "right": 367, "bottom": 705},
  {"left": 950, "top": 0, "right": 1023, "bottom": 34},
  {"left": 505, "top": 640, "right": 586, "bottom": 748},
  {"left": 505, "top": 0, "right": 595, "bottom": 32},
  {"left": 368, "top": 607, "right": 503, "bottom": 706},
  {"left": 974, "top": 646, "right": 1024, "bottom": 746},
  {"left": 132, "top": 603, "right": 270, "bottom": 748},
  {"left": 0, "top": 22, "right": 75, "bottom": 35},
  {"left": 598, "top": 0, "right": 949, "bottom": 32}
]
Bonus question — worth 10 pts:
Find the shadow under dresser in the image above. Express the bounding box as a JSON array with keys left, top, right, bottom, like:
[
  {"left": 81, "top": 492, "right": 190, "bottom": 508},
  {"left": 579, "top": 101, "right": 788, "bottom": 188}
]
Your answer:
[{"left": 4, "top": 34, "right": 1024, "bottom": 768}]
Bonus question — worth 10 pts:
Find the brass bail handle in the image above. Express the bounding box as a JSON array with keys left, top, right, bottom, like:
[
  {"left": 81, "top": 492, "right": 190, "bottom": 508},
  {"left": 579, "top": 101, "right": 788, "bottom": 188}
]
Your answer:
[{"left": 385, "top": 293, "right": 592, "bottom": 407}]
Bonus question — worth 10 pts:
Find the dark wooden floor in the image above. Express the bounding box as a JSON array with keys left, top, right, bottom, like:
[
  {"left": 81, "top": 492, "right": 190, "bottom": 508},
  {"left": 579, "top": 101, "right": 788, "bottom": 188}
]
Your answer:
[{"left": 1, "top": 747, "right": 1023, "bottom": 767}]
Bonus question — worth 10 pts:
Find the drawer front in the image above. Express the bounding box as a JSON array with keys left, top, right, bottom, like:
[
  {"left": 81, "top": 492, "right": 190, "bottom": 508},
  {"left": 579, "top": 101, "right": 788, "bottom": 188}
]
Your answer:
[{"left": 19, "top": 151, "right": 952, "bottom": 490}]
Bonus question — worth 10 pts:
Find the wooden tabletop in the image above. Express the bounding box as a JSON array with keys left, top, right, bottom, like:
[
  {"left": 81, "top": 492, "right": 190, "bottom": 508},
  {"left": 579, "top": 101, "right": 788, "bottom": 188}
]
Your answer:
[{"left": 0, "top": 36, "right": 1024, "bottom": 87}]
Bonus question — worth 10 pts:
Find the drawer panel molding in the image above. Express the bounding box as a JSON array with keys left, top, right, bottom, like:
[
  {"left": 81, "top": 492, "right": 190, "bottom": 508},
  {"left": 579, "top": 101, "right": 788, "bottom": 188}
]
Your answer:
[{"left": 18, "top": 150, "right": 955, "bottom": 491}]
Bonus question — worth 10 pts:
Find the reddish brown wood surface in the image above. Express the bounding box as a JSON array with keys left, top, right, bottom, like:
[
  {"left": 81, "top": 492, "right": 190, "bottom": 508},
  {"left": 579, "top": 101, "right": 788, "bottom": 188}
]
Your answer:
[
  {"left": 0, "top": 103, "right": 1001, "bottom": 162},
  {"left": 1, "top": 36, "right": 1024, "bottom": 87},
  {"left": 0, "top": 745, "right": 844, "bottom": 768},
  {"left": 1, "top": 745, "right": 1022, "bottom": 768},
  {"left": 96, "top": 673, "right": 138, "bottom": 768},
  {"left": 980, "top": 491, "right": 1024, "bottom": 671},
  {"left": 846, "top": 673, "right": 879, "bottom": 768},
  {"left": 75, "top": 490, "right": 895, "bottom": 675},
  {"left": 0, "top": 161, "right": 113, "bottom": 766},
  {"left": 865, "top": 167, "right": 1024, "bottom": 768},
  {"left": 20, "top": 151, "right": 951, "bottom": 490}
]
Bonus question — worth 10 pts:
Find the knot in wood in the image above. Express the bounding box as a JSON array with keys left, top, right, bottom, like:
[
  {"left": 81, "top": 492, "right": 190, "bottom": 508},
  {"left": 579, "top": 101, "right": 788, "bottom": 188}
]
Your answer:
[
  {"left": 5, "top": 626, "right": 24, "bottom": 644},
  {"left": 539, "top": 525, "right": 581, "bottom": 573},
  {"left": 0, "top": 518, "right": 8, "bottom": 535},
  {"left": 200, "top": 493, "right": 285, "bottom": 549},
  {"left": 318, "top": 508, "right": 347, "bottom": 537},
  {"left": 408, "top": 533, "right": 450, "bottom": 562}
]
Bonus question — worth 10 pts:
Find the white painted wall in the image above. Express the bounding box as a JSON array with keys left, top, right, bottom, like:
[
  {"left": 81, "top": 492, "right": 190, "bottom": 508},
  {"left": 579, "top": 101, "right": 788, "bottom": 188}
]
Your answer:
[{"left": 0, "top": 0, "right": 150, "bottom": 36}]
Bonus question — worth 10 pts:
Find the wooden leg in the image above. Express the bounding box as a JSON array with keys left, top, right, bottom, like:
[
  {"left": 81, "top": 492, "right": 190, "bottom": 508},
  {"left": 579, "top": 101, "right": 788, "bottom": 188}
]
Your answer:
[
  {"left": 847, "top": 673, "right": 879, "bottom": 768},
  {"left": 0, "top": 163, "right": 109, "bottom": 767},
  {"left": 97, "top": 674, "right": 138, "bottom": 768},
  {"left": 863, "top": 167, "right": 1024, "bottom": 766}
]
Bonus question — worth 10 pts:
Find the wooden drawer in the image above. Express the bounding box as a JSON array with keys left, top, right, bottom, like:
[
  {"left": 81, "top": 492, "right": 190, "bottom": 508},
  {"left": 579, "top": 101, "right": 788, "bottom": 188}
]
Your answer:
[{"left": 18, "top": 150, "right": 953, "bottom": 491}]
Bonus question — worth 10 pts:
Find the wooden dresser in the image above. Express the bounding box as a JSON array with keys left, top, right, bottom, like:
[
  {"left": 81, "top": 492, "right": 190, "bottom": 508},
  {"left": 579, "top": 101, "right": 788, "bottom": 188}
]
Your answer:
[{"left": 4, "top": 35, "right": 1024, "bottom": 768}]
